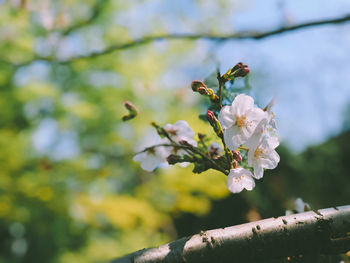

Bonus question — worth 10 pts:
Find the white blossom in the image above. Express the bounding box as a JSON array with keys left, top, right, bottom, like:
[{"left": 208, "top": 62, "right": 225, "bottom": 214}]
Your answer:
[
  {"left": 133, "top": 131, "right": 169, "bottom": 172},
  {"left": 227, "top": 168, "right": 255, "bottom": 194},
  {"left": 286, "top": 198, "right": 311, "bottom": 215},
  {"left": 247, "top": 119, "right": 280, "bottom": 179},
  {"left": 164, "top": 120, "right": 197, "bottom": 167},
  {"left": 218, "top": 94, "right": 267, "bottom": 150},
  {"left": 164, "top": 120, "right": 197, "bottom": 146}
]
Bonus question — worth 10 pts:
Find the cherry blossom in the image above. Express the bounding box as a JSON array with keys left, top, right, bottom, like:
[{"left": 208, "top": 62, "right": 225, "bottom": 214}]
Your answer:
[
  {"left": 227, "top": 168, "right": 255, "bottom": 194},
  {"left": 133, "top": 131, "right": 169, "bottom": 172},
  {"left": 246, "top": 119, "right": 280, "bottom": 179},
  {"left": 164, "top": 120, "right": 197, "bottom": 146},
  {"left": 218, "top": 94, "right": 267, "bottom": 150}
]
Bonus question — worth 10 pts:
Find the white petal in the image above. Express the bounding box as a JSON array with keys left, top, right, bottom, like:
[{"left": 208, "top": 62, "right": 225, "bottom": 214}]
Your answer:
[
  {"left": 246, "top": 107, "right": 268, "bottom": 126},
  {"left": 218, "top": 105, "right": 236, "bottom": 130},
  {"left": 253, "top": 163, "right": 264, "bottom": 179},
  {"left": 133, "top": 152, "right": 146, "bottom": 162},
  {"left": 224, "top": 125, "right": 242, "bottom": 150},
  {"left": 133, "top": 148, "right": 168, "bottom": 172},
  {"left": 267, "top": 136, "right": 279, "bottom": 149},
  {"left": 227, "top": 168, "right": 255, "bottom": 193},
  {"left": 174, "top": 120, "right": 195, "bottom": 139},
  {"left": 164, "top": 123, "right": 172, "bottom": 131},
  {"left": 240, "top": 174, "right": 255, "bottom": 191},
  {"left": 232, "top": 94, "right": 254, "bottom": 117},
  {"left": 141, "top": 155, "right": 163, "bottom": 171},
  {"left": 247, "top": 147, "right": 255, "bottom": 167},
  {"left": 260, "top": 150, "right": 280, "bottom": 169},
  {"left": 245, "top": 118, "right": 267, "bottom": 148}
]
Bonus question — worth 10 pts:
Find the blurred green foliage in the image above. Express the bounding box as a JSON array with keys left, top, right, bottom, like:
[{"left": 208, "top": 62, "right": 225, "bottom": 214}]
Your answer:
[{"left": 0, "top": 1, "right": 349, "bottom": 263}]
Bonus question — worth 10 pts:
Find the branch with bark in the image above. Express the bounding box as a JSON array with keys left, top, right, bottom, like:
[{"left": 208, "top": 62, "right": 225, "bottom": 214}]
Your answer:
[{"left": 111, "top": 205, "right": 350, "bottom": 263}]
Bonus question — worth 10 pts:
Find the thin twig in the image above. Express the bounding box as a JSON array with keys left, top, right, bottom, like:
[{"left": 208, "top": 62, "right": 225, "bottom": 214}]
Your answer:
[
  {"left": 136, "top": 143, "right": 228, "bottom": 175},
  {"left": 217, "top": 71, "right": 223, "bottom": 109}
]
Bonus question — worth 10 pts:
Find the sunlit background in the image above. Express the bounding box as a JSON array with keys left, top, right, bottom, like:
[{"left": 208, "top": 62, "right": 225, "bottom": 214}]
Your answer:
[{"left": 1, "top": 0, "right": 350, "bottom": 262}]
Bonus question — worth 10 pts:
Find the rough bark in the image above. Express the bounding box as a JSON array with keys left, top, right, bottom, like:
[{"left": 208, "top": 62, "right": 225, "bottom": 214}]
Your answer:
[{"left": 111, "top": 205, "right": 350, "bottom": 263}]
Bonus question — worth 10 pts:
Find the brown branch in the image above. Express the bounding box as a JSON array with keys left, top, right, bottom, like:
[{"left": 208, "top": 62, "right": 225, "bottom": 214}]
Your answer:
[
  {"left": 11, "top": 13, "right": 350, "bottom": 67},
  {"left": 111, "top": 205, "right": 350, "bottom": 263}
]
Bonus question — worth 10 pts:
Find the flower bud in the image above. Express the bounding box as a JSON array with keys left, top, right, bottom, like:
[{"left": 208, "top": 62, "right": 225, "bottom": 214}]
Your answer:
[
  {"left": 232, "top": 150, "right": 242, "bottom": 162},
  {"left": 197, "top": 87, "right": 208, "bottom": 95},
  {"left": 167, "top": 154, "right": 194, "bottom": 164},
  {"left": 207, "top": 110, "right": 223, "bottom": 139},
  {"left": 167, "top": 154, "right": 180, "bottom": 165},
  {"left": 122, "top": 101, "right": 138, "bottom": 121},
  {"left": 234, "top": 65, "right": 250, "bottom": 77},
  {"left": 232, "top": 62, "right": 244, "bottom": 71},
  {"left": 191, "top": 81, "right": 206, "bottom": 92},
  {"left": 222, "top": 62, "right": 250, "bottom": 81},
  {"left": 206, "top": 110, "right": 216, "bottom": 123},
  {"left": 124, "top": 101, "right": 135, "bottom": 111},
  {"left": 191, "top": 81, "right": 219, "bottom": 103}
]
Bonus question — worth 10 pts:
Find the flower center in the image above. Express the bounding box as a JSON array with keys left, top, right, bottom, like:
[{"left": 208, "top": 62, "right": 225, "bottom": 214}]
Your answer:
[
  {"left": 254, "top": 147, "right": 266, "bottom": 159},
  {"left": 235, "top": 114, "right": 247, "bottom": 128},
  {"left": 232, "top": 175, "right": 243, "bottom": 182}
]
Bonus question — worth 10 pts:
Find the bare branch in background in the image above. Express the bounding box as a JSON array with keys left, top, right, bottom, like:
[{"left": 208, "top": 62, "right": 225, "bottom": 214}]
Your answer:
[
  {"left": 8, "top": 13, "right": 350, "bottom": 67},
  {"left": 59, "top": 0, "right": 109, "bottom": 36},
  {"left": 111, "top": 205, "right": 350, "bottom": 263}
]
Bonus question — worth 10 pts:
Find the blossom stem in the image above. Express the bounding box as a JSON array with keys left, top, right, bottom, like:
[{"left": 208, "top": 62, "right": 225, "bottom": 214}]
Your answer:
[
  {"left": 216, "top": 71, "right": 234, "bottom": 170},
  {"left": 137, "top": 143, "right": 229, "bottom": 175},
  {"left": 217, "top": 71, "right": 223, "bottom": 109}
]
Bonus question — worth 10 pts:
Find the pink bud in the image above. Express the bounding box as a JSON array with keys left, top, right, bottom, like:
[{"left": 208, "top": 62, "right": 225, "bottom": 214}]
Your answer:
[
  {"left": 191, "top": 81, "right": 206, "bottom": 92},
  {"left": 197, "top": 87, "right": 208, "bottom": 95},
  {"left": 124, "top": 101, "right": 135, "bottom": 111},
  {"left": 232, "top": 150, "right": 242, "bottom": 162},
  {"left": 234, "top": 63, "right": 250, "bottom": 77},
  {"left": 206, "top": 110, "right": 215, "bottom": 121}
]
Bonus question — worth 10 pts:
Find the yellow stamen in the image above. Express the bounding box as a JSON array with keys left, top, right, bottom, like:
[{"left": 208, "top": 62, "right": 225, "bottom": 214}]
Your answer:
[
  {"left": 233, "top": 176, "right": 243, "bottom": 182},
  {"left": 235, "top": 115, "right": 247, "bottom": 128},
  {"left": 254, "top": 147, "right": 266, "bottom": 159}
]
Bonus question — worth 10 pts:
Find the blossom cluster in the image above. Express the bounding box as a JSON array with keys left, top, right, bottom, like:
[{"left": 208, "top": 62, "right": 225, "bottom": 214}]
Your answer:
[
  {"left": 132, "top": 63, "right": 280, "bottom": 194},
  {"left": 219, "top": 94, "right": 280, "bottom": 193}
]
